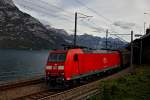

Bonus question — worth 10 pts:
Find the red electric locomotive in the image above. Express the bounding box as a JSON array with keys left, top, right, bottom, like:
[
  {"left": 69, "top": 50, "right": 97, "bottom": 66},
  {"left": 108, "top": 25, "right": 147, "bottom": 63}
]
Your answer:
[{"left": 45, "top": 48, "right": 122, "bottom": 84}]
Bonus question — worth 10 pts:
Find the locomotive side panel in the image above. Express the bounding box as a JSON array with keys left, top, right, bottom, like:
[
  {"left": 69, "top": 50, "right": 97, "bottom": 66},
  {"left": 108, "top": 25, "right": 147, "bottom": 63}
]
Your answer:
[
  {"left": 64, "top": 49, "right": 83, "bottom": 80},
  {"left": 76, "top": 52, "right": 121, "bottom": 78},
  {"left": 45, "top": 49, "right": 122, "bottom": 83},
  {"left": 78, "top": 54, "right": 104, "bottom": 75}
]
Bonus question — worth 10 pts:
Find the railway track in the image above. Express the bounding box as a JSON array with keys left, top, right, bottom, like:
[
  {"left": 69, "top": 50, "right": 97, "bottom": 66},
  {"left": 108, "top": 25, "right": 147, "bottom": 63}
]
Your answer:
[
  {"left": 0, "top": 77, "right": 44, "bottom": 90},
  {"left": 0, "top": 77, "right": 48, "bottom": 100},
  {"left": 38, "top": 67, "right": 131, "bottom": 100},
  {"left": 13, "top": 67, "right": 131, "bottom": 100},
  {"left": 16, "top": 90, "right": 57, "bottom": 100}
]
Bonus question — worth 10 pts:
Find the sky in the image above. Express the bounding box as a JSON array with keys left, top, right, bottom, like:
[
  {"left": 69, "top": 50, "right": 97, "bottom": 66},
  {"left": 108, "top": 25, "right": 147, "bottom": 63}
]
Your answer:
[{"left": 13, "top": 0, "right": 150, "bottom": 41}]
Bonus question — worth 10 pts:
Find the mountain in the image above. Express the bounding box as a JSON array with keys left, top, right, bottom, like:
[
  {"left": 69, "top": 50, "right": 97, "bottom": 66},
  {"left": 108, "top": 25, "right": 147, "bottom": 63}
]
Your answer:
[
  {"left": 0, "top": 0, "right": 66, "bottom": 50},
  {"left": 75, "top": 34, "right": 127, "bottom": 49},
  {"left": 0, "top": 0, "right": 127, "bottom": 50},
  {"left": 45, "top": 26, "right": 127, "bottom": 50}
]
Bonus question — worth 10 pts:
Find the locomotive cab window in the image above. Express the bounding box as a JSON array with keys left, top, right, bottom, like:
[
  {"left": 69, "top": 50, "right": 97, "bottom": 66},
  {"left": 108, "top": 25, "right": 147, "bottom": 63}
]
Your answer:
[
  {"left": 74, "top": 54, "right": 78, "bottom": 61},
  {"left": 48, "top": 53, "right": 66, "bottom": 62}
]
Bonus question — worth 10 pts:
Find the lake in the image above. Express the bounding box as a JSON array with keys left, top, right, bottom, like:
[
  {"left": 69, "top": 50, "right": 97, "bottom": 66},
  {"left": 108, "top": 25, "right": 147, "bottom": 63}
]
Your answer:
[{"left": 0, "top": 49, "right": 49, "bottom": 83}]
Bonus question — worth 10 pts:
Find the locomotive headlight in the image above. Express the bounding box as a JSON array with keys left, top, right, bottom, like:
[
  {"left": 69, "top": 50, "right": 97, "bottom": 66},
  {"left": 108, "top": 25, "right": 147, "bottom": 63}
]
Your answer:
[
  {"left": 58, "top": 66, "right": 64, "bottom": 70},
  {"left": 46, "top": 66, "right": 52, "bottom": 69}
]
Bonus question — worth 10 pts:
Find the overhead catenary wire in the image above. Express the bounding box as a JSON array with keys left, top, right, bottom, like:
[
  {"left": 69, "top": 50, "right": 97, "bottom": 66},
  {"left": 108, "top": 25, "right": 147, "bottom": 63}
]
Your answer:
[
  {"left": 38, "top": 0, "right": 75, "bottom": 16},
  {"left": 19, "top": 0, "right": 105, "bottom": 30},
  {"left": 49, "top": 0, "right": 130, "bottom": 42},
  {"left": 19, "top": 0, "right": 74, "bottom": 22},
  {"left": 21, "top": 0, "right": 106, "bottom": 35},
  {"left": 74, "top": 0, "right": 115, "bottom": 33},
  {"left": 18, "top": 0, "right": 96, "bottom": 30},
  {"left": 16, "top": 0, "right": 130, "bottom": 41},
  {"left": 37, "top": 0, "right": 105, "bottom": 33},
  {"left": 16, "top": 0, "right": 74, "bottom": 17},
  {"left": 75, "top": 0, "right": 113, "bottom": 23},
  {"left": 18, "top": 0, "right": 112, "bottom": 34},
  {"left": 74, "top": 0, "right": 128, "bottom": 35}
]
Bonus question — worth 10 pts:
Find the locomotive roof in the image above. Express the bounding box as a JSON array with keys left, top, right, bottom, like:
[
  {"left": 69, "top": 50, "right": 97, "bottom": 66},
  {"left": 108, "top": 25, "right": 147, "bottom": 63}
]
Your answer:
[
  {"left": 50, "top": 48, "right": 119, "bottom": 54},
  {"left": 50, "top": 50, "right": 67, "bottom": 54},
  {"left": 50, "top": 48, "right": 117, "bottom": 53},
  {"left": 83, "top": 49, "right": 118, "bottom": 54}
]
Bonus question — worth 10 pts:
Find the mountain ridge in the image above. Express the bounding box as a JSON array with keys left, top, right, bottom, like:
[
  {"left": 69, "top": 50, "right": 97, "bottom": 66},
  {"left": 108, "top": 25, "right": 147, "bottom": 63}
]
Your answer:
[{"left": 0, "top": 0, "right": 127, "bottom": 50}]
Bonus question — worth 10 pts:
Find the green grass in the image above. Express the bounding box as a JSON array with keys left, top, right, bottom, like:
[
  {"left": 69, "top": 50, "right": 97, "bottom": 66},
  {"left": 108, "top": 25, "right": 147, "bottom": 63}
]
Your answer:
[{"left": 90, "top": 65, "right": 150, "bottom": 100}]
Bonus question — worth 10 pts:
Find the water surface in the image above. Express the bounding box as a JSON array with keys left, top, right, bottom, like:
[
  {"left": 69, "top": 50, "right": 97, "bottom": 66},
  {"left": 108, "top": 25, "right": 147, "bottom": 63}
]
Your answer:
[{"left": 0, "top": 49, "right": 49, "bottom": 83}]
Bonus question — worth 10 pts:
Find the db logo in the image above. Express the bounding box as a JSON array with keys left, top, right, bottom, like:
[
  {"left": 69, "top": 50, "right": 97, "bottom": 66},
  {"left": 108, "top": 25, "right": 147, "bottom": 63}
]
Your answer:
[{"left": 103, "top": 58, "right": 108, "bottom": 64}]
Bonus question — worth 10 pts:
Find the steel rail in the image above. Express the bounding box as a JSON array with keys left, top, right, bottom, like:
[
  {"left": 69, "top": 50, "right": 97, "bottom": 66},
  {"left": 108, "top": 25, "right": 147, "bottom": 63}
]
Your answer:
[
  {"left": 38, "top": 67, "right": 131, "bottom": 100},
  {"left": 0, "top": 67, "right": 131, "bottom": 100}
]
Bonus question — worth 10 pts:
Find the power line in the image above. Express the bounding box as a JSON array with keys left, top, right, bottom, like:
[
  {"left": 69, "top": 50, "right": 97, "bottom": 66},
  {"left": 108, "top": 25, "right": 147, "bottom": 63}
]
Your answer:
[
  {"left": 74, "top": 0, "right": 128, "bottom": 35},
  {"left": 20, "top": 0, "right": 74, "bottom": 22},
  {"left": 17, "top": 0, "right": 124, "bottom": 38},
  {"left": 75, "top": 0, "right": 113, "bottom": 23},
  {"left": 73, "top": 0, "right": 115, "bottom": 33},
  {"left": 20, "top": 0, "right": 99, "bottom": 32},
  {"left": 38, "top": 0, "right": 75, "bottom": 16},
  {"left": 34, "top": 0, "right": 104, "bottom": 34},
  {"left": 18, "top": 0, "right": 109, "bottom": 33},
  {"left": 20, "top": 1, "right": 97, "bottom": 34},
  {"left": 31, "top": 0, "right": 110, "bottom": 33}
]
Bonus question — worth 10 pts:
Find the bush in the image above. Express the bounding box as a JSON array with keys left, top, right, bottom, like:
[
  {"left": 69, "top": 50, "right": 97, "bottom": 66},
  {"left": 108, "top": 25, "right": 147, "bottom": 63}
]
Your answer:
[{"left": 91, "top": 65, "right": 150, "bottom": 100}]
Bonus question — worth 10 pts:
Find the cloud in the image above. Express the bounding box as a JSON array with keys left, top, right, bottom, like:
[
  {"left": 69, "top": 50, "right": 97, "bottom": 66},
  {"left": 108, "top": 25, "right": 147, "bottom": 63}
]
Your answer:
[
  {"left": 91, "top": 27, "right": 106, "bottom": 33},
  {"left": 113, "top": 21, "right": 136, "bottom": 29},
  {"left": 13, "top": 0, "right": 150, "bottom": 40}
]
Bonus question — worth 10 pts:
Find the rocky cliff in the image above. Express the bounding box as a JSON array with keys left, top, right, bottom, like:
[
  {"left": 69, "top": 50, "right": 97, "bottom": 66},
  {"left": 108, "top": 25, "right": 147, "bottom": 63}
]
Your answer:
[{"left": 0, "top": 0, "right": 66, "bottom": 50}]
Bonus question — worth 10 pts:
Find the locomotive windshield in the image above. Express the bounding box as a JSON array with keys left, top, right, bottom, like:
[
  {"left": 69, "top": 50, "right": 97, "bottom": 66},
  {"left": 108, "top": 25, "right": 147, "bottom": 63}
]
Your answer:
[{"left": 48, "top": 53, "right": 66, "bottom": 62}]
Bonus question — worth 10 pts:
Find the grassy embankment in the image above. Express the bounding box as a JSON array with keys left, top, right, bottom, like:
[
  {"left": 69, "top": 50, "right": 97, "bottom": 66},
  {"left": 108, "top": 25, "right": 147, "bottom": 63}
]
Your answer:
[{"left": 90, "top": 65, "right": 150, "bottom": 100}]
